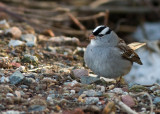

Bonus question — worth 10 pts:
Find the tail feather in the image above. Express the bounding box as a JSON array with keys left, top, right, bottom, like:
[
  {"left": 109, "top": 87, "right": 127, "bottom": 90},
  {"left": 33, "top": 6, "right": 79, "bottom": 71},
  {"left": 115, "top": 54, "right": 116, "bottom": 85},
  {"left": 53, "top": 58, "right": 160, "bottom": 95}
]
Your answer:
[{"left": 128, "top": 42, "right": 146, "bottom": 50}]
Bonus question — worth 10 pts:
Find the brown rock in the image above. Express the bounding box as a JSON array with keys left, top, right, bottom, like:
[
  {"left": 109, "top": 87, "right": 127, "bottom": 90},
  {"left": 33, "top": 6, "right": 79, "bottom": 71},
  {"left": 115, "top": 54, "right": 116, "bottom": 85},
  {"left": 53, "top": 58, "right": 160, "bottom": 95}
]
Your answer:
[
  {"left": 5, "top": 27, "right": 22, "bottom": 38},
  {"left": 121, "top": 95, "right": 135, "bottom": 107},
  {"left": 42, "top": 29, "right": 55, "bottom": 37}
]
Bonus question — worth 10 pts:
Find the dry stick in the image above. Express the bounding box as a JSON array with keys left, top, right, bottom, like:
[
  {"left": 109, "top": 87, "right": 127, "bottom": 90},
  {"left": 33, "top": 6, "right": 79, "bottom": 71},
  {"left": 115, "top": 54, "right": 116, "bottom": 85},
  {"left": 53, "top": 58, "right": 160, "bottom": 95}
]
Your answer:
[
  {"left": 52, "top": 27, "right": 92, "bottom": 36},
  {"left": 77, "top": 12, "right": 105, "bottom": 21},
  {"left": 94, "top": 18, "right": 99, "bottom": 27},
  {"left": 4, "top": 1, "right": 160, "bottom": 14},
  {"left": 104, "top": 10, "right": 109, "bottom": 25},
  {"left": 90, "top": 0, "right": 113, "bottom": 8},
  {"left": 0, "top": 6, "right": 26, "bottom": 22},
  {"left": 130, "top": 92, "right": 153, "bottom": 114},
  {"left": 114, "top": 98, "right": 138, "bottom": 114},
  {"left": 67, "top": 12, "right": 88, "bottom": 38},
  {"left": 67, "top": 12, "right": 86, "bottom": 31}
]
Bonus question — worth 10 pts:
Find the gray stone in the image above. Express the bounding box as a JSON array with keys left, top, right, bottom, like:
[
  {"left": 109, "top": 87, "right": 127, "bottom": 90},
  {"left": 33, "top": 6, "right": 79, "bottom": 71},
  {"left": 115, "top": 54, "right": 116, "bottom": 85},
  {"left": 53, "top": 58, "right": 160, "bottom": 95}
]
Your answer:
[
  {"left": 110, "top": 88, "right": 124, "bottom": 94},
  {"left": 83, "top": 90, "right": 96, "bottom": 97},
  {"left": 17, "top": 66, "right": 26, "bottom": 72},
  {"left": 6, "top": 93, "right": 14, "bottom": 97},
  {"left": 81, "top": 76, "right": 100, "bottom": 84},
  {"left": 2, "top": 110, "right": 21, "bottom": 114},
  {"left": 83, "top": 90, "right": 102, "bottom": 97},
  {"left": 20, "top": 85, "right": 28, "bottom": 89},
  {"left": 48, "top": 36, "right": 80, "bottom": 46},
  {"left": 85, "top": 97, "right": 99, "bottom": 104},
  {"left": 28, "top": 105, "right": 46, "bottom": 112},
  {"left": 0, "top": 76, "right": 9, "bottom": 83},
  {"left": 153, "top": 97, "right": 160, "bottom": 104},
  {"left": 78, "top": 89, "right": 85, "bottom": 96},
  {"left": 0, "top": 104, "right": 5, "bottom": 110},
  {"left": 23, "top": 78, "right": 35, "bottom": 85},
  {"left": 21, "top": 34, "right": 37, "bottom": 47},
  {"left": 9, "top": 71, "right": 24, "bottom": 84},
  {"left": 48, "top": 94, "right": 56, "bottom": 99},
  {"left": 8, "top": 40, "right": 25, "bottom": 47},
  {"left": 22, "top": 54, "right": 38, "bottom": 64}
]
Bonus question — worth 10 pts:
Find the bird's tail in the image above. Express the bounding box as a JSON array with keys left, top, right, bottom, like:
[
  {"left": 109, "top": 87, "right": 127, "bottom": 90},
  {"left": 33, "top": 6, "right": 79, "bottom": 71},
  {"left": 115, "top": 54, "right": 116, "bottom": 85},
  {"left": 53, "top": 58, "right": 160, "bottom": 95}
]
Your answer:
[{"left": 128, "top": 42, "right": 146, "bottom": 50}]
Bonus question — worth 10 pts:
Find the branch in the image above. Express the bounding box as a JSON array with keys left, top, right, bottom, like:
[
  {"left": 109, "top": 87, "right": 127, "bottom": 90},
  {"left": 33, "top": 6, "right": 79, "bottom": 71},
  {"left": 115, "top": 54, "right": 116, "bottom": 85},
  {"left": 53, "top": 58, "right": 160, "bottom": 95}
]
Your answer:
[{"left": 114, "top": 98, "right": 138, "bottom": 114}]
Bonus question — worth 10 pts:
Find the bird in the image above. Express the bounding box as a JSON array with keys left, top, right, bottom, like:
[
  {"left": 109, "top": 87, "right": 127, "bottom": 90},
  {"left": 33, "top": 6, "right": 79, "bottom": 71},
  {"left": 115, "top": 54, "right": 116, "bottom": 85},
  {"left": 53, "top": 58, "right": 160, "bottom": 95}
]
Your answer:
[{"left": 84, "top": 25, "right": 145, "bottom": 79}]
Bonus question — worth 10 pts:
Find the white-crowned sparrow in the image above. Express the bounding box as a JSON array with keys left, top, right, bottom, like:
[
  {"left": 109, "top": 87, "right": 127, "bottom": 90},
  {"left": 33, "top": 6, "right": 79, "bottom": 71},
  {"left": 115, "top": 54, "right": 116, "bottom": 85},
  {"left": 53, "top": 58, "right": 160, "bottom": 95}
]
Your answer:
[{"left": 84, "top": 25, "right": 145, "bottom": 78}]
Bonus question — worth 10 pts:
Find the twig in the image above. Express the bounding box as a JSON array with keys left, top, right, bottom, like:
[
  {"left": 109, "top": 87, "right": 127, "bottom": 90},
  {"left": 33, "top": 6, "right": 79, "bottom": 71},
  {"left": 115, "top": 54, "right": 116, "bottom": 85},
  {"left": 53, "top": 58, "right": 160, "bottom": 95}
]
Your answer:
[
  {"left": 130, "top": 92, "right": 153, "bottom": 114},
  {"left": 28, "top": 66, "right": 53, "bottom": 72},
  {"left": 67, "top": 12, "right": 86, "bottom": 31},
  {"left": 67, "top": 12, "right": 89, "bottom": 38},
  {"left": 114, "top": 98, "right": 138, "bottom": 114},
  {"left": 77, "top": 12, "right": 105, "bottom": 21},
  {"left": 104, "top": 10, "right": 109, "bottom": 25},
  {"left": 52, "top": 27, "right": 91, "bottom": 36},
  {"left": 90, "top": 0, "right": 115, "bottom": 8},
  {"left": 0, "top": 5, "right": 26, "bottom": 22}
]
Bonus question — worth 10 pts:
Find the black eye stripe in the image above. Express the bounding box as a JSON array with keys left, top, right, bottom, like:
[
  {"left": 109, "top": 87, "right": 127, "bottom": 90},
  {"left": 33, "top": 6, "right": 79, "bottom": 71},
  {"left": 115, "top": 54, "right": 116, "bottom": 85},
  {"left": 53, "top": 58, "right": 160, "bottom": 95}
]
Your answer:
[
  {"left": 98, "top": 34, "right": 104, "bottom": 37},
  {"left": 92, "top": 26, "right": 106, "bottom": 36},
  {"left": 92, "top": 26, "right": 112, "bottom": 36},
  {"left": 105, "top": 28, "right": 112, "bottom": 34}
]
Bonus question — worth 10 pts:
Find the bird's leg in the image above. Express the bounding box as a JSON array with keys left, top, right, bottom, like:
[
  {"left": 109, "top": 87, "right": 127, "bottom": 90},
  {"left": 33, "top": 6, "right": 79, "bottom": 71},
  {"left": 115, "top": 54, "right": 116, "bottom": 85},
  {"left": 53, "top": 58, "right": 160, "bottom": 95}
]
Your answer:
[{"left": 116, "top": 76, "right": 126, "bottom": 87}]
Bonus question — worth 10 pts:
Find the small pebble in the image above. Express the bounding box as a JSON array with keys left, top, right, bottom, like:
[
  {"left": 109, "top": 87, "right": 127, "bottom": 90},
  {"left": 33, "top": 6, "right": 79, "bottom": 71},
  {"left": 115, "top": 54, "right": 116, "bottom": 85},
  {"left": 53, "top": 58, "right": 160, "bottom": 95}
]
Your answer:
[
  {"left": 70, "top": 90, "right": 76, "bottom": 95},
  {"left": 121, "top": 95, "right": 135, "bottom": 107},
  {"left": 5, "top": 26, "right": 22, "bottom": 38},
  {"left": 21, "top": 34, "right": 37, "bottom": 47},
  {"left": 9, "top": 71, "right": 24, "bottom": 85},
  {"left": 0, "top": 19, "right": 10, "bottom": 29},
  {"left": 110, "top": 88, "right": 124, "bottom": 94},
  {"left": 8, "top": 40, "right": 25, "bottom": 47},
  {"left": 85, "top": 97, "right": 99, "bottom": 104},
  {"left": 153, "top": 97, "right": 160, "bottom": 104},
  {"left": 17, "top": 66, "right": 26, "bottom": 72},
  {"left": 6, "top": 93, "right": 14, "bottom": 97},
  {"left": 72, "top": 69, "right": 89, "bottom": 78},
  {"left": 0, "top": 76, "right": 9, "bottom": 83},
  {"left": 141, "top": 107, "right": 146, "bottom": 111}
]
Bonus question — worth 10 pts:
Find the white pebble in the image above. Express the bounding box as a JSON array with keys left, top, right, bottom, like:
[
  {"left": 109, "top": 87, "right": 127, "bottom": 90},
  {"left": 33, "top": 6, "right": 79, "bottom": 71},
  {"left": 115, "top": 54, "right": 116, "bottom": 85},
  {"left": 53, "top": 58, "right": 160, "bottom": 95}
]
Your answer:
[{"left": 70, "top": 90, "right": 75, "bottom": 95}]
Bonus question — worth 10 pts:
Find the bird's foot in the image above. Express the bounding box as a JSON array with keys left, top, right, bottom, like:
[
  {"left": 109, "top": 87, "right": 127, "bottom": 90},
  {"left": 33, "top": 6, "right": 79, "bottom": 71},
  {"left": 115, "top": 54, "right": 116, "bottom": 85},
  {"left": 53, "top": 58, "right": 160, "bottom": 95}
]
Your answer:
[{"left": 116, "top": 76, "right": 126, "bottom": 87}]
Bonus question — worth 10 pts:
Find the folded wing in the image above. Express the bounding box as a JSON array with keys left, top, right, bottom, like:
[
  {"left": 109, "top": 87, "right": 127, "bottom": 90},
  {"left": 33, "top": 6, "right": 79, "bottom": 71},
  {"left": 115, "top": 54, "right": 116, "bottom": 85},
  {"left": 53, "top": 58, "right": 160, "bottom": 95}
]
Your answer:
[{"left": 117, "top": 39, "right": 145, "bottom": 65}]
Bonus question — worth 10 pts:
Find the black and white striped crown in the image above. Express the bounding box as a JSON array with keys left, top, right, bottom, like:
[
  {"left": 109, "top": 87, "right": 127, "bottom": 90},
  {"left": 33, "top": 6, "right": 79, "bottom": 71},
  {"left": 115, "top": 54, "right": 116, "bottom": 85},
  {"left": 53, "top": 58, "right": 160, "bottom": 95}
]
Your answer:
[{"left": 92, "top": 25, "right": 112, "bottom": 36}]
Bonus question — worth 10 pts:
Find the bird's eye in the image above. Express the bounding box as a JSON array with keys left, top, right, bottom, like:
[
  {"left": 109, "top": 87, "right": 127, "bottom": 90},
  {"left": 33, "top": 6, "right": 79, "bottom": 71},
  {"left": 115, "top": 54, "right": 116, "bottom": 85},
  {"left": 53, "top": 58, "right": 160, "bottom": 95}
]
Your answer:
[{"left": 98, "top": 34, "right": 104, "bottom": 37}]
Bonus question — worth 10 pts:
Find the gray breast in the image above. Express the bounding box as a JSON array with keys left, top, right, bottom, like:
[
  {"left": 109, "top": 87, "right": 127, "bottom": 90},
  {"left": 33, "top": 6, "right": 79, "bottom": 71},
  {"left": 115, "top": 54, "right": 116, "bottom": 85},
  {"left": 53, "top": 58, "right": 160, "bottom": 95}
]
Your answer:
[{"left": 84, "top": 44, "right": 132, "bottom": 78}]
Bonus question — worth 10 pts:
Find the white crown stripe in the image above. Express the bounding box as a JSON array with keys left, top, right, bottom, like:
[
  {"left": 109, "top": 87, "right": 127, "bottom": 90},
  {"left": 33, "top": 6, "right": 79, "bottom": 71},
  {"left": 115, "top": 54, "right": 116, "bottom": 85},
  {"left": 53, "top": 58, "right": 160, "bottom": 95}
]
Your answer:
[
  {"left": 93, "top": 26, "right": 102, "bottom": 33},
  {"left": 99, "top": 27, "right": 109, "bottom": 35}
]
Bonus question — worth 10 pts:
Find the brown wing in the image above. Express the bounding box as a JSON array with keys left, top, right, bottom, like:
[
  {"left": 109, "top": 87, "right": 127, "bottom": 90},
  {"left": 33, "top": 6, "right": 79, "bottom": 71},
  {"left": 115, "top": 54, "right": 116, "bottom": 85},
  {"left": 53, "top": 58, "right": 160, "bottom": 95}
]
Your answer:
[{"left": 117, "top": 39, "right": 142, "bottom": 65}]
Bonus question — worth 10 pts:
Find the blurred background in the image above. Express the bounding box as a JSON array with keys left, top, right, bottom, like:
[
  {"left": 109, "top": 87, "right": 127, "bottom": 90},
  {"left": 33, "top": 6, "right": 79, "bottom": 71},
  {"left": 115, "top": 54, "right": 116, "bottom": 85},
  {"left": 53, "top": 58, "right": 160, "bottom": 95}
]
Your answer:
[{"left": 0, "top": 0, "right": 160, "bottom": 85}]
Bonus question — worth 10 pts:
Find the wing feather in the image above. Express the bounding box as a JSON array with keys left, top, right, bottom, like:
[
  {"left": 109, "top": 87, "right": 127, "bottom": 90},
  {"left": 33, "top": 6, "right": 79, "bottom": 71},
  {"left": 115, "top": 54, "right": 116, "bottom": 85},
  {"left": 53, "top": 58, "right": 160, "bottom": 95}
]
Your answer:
[{"left": 117, "top": 39, "right": 143, "bottom": 65}]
